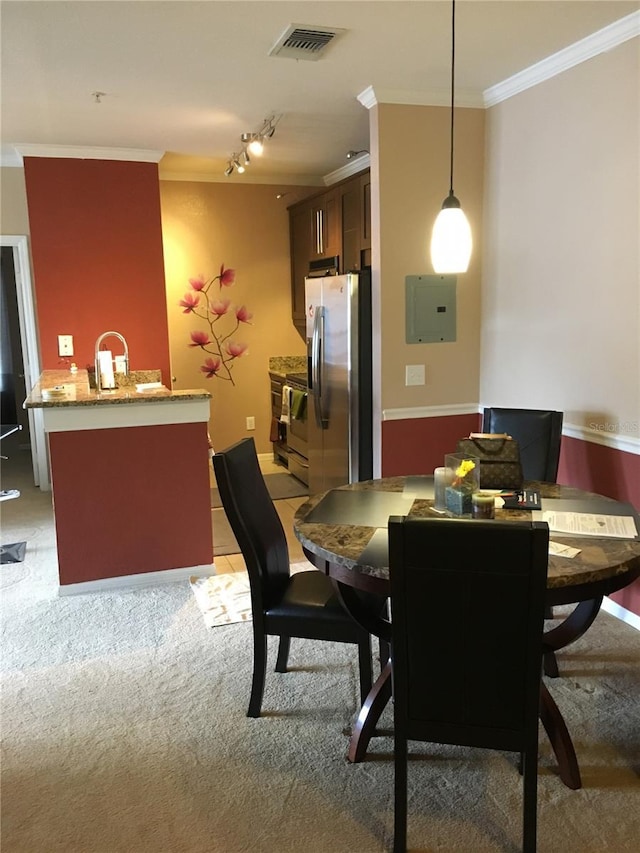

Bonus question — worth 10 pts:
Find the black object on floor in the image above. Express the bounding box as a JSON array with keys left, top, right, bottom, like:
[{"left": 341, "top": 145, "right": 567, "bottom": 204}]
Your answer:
[{"left": 1, "top": 541, "right": 27, "bottom": 564}]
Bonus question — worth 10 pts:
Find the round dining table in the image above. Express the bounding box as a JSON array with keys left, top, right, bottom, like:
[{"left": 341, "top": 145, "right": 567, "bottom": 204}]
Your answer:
[{"left": 293, "top": 476, "right": 640, "bottom": 791}]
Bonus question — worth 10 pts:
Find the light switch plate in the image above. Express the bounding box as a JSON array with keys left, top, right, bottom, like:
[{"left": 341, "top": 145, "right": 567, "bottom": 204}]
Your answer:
[
  {"left": 58, "top": 334, "right": 74, "bottom": 357},
  {"left": 405, "top": 364, "right": 425, "bottom": 386}
]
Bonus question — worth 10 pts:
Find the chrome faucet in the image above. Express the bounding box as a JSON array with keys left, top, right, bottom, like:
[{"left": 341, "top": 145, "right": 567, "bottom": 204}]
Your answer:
[{"left": 94, "top": 331, "right": 129, "bottom": 392}]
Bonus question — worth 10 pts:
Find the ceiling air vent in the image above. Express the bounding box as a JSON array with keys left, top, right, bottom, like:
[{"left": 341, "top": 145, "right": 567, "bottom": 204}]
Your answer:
[{"left": 268, "top": 24, "right": 345, "bottom": 61}]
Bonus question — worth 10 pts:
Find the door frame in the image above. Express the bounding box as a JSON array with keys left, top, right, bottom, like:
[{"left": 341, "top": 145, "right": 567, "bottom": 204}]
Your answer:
[{"left": 0, "top": 235, "right": 50, "bottom": 489}]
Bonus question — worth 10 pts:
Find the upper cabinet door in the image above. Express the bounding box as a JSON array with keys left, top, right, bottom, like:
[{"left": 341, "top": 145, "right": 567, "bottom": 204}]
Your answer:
[
  {"left": 290, "top": 201, "right": 313, "bottom": 326},
  {"left": 341, "top": 178, "right": 362, "bottom": 272},
  {"left": 310, "top": 187, "right": 340, "bottom": 260}
]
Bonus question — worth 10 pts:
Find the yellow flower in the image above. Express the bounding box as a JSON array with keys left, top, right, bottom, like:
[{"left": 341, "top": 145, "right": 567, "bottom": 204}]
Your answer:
[{"left": 455, "top": 459, "right": 476, "bottom": 479}]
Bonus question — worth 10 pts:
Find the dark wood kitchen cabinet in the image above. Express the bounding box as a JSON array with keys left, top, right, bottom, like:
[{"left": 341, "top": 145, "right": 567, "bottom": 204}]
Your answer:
[
  {"left": 289, "top": 169, "right": 370, "bottom": 334},
  {"left": 310, "top": 187, "right": 340, "bottom": 261}
]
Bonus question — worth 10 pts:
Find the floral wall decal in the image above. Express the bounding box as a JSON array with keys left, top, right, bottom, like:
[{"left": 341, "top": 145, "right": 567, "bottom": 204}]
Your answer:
[{"left": 179, "top": 264, "right": 252, "bottom": 385}]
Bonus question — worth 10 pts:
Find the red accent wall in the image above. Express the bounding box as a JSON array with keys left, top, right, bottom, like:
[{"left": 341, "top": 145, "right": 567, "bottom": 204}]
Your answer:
[
  {"left": 558, "top": 435, "right": 640, "bottom": 614},
  {"left": 381, "top": 413, "right": 482, "bottom": 476},
  {"left": 23, "top": 157, "right": 170, "bottom": 384},
  {"left": 49, "top": 422, "right": 212, "bottom": 585}
]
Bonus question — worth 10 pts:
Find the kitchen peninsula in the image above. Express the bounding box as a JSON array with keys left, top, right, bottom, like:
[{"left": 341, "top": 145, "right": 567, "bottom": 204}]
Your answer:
[{"left": 25, "top": 369, "right": 214, "bottom": 593}]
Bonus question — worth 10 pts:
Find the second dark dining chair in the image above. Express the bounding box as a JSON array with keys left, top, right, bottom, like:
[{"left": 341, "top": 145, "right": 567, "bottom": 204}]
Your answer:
[
  {"left": 482, "top": 407, "right": 563, "bottom": 482},
  {"left": 389, "top": 516, "right": 549, "bottom": 853},
  {"left": 212, "top": 437, "right": 373, "bottom": 717}
]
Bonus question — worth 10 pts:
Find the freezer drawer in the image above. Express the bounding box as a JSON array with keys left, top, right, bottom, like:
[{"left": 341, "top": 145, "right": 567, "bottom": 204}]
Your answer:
[{"left": 288, "top": 450, "right": 309, "bottom": 486}]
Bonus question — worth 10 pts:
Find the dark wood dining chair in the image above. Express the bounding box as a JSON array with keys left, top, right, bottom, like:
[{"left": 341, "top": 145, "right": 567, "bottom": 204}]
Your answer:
[
  {"left": 482, "top": 407, "right": 563, "bottom": 483},
  {"left": 388, "top": 516, "right": 549, "bottom": 853},
  {"left": 212, "top": 437, "right": 373, "bottom": 717}
]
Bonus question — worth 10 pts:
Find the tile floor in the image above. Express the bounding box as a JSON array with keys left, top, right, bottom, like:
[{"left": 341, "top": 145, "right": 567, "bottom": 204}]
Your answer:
[{"left": 211, "top": 454, "right": 311, "bottom": 575}]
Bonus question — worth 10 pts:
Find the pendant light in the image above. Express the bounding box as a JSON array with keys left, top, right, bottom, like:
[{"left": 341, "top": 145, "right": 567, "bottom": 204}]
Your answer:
[{"left": 430, "top": 0, "right": 472, "bottom": 274}]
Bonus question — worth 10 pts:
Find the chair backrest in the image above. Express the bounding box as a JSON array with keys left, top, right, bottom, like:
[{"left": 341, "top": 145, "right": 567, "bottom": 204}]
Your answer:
[
  {"left": 482, "top": 407, "right": 563, "bottom": 482},
  {"left": 212, "top": 438, "right": 290, "bottom": 612},
  {"left": 389, "top": 516, "right": 549, "bottom": 752}
]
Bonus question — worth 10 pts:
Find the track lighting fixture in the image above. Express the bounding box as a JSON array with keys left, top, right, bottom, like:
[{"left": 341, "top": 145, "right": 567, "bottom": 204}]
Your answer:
[
  {"left": 223, "top": 115, "right": 281, "bottom": 176},
  {"left": 346, "top": 149, "right": 369, "bottom": 160}
]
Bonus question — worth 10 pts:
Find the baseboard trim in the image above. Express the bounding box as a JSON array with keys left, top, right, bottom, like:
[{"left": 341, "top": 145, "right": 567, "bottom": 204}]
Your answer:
[
  {"left": 602, "top": 597, "right": 640, "bottom": 631},
  {"left": 58, "top": 563, "right": 214, "bottom": 596}
]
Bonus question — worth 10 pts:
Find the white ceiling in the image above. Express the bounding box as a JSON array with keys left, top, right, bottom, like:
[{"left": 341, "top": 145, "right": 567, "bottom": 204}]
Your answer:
[{"left": 2, "top": 1, "right": 638, "bottom": 184}]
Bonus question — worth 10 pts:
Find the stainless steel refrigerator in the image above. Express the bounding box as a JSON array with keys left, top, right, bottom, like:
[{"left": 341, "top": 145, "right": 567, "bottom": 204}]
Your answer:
[{"left": 305, "top": 271, "right": 372, "bottom": 494}]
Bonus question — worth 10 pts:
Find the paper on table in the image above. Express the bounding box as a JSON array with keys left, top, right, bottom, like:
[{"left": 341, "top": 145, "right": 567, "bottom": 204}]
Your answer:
[
  {"left": 537, "top": 511, "right": 638, "bottom": 539},
  {"left": 549, "top": 541, "right": 581, "bottom": 558}
]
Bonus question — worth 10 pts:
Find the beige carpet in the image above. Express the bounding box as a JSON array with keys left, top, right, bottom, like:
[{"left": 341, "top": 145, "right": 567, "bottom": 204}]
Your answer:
[
  {"left": 190, "top": 563, "right": 313, "bottom": 627},
  {"left": 2, "top": 446, "right": 640, "bottom": 852}
]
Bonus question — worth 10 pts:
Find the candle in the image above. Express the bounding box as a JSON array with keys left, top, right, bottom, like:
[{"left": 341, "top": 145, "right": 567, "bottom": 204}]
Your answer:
[
  {"left": 472, "top": 491, "right": 495, "bottom": 520},
  {"left": 434, "top": 466, "right": 454, "bottom": 510}
]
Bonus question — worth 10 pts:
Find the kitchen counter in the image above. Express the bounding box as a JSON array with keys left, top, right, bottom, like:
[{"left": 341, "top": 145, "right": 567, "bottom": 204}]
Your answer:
[
  {"left": 26, "top": 369, "right": 214, "bottom": 593},
  {"left": 25, "top": 368, "right": 210, "bottom": 408},
  {"left": 268, "top": 355, "right": 306, "bottom": 378}
]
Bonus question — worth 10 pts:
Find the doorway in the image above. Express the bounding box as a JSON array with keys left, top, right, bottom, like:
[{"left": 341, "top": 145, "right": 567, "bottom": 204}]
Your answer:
[{"left": 0, "top": 236, "right": 49, "bottom": 490}]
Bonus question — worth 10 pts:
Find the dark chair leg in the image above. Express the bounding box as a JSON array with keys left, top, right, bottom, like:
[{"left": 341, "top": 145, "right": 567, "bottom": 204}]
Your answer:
[
  {"left": 275, "top": 635, "right": 291, "bottom": 673},
  {"left": 248, "top": 629, "right": 267, "bottom": 718},
  {"left": 394, "top": 732, "right": 408, "bottom": 853},
  {"left": 379, "top": 637, "right": 390, "bottom": 669},
  {"left": 522, "top": 747, "right": 538, "bottom": 853},
  {"left": 357, "top": 635, "right": 373, "bottom": 705}
]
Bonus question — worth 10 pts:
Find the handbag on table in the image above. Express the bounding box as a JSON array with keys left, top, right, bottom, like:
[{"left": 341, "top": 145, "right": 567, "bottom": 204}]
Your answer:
[{"left": 456, "top": 433, "right": 524, "bottom": 490}]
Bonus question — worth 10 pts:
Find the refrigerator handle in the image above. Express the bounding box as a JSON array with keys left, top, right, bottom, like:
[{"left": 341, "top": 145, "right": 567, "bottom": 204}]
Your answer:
[{"left": 311, "top": 305, "right": 326, "bottom": 428}]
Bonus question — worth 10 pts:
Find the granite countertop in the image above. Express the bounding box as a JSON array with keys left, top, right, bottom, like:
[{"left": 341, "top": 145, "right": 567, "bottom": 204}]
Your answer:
[
  {"left": 294, "top": 478, "right": 640, "bottom": 594},
  {"left": 24, "top": 369, "right": 211, "bottom": 408},
  {"left": 268, "top": 355, "right": 306, "bottom": 379}
]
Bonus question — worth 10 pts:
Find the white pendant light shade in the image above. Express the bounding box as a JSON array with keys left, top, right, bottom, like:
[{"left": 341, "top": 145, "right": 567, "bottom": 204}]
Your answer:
[
  {"left": 430, "top": 0, "right": 473, "bottom": 275},
  {"left": 430, "top": 202, "right": 472, "bottom": 273}
]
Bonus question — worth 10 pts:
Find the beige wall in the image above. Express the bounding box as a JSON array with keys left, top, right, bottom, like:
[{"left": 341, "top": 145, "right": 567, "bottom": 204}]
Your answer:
[
  {"left": 0, "top": 167, "right": 31, "bottom": 234},
  {"left": 160, "top": 180, "right": 310, "bottom": 454},
  {"left": 372, "top": 103, "right": 486, "bottom": 417},
  {"left": 481, "top": 37, "right": 639, "bottom": 438}
]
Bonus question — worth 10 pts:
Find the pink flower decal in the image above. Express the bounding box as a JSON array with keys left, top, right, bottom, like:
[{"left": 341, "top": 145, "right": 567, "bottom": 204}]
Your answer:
[
  {"left": 180, "top": 263, "right": 252, "bottom": 386},
  {"left": 200, "top": 357, "right": 221, "bottom": 378},
  {"left": 189, "top": 330, "right": 211, "bottom": 348},
  {"left": 218, "top": 265, "right": 236, "bottom": 287},
  {"left": 179, "top": 292, "right": 200, "bottom": 313},
  {"left": 225, "top": 340, "right": 248, "bottom": 358},
  {"left": 210, "top": 298, "right": 231, "bottom": 317}
]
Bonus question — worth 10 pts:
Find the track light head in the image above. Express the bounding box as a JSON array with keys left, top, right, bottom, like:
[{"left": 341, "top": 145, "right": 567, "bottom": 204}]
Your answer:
[
  {"left": 226, "top": 115, "right": 281, "bottom": 175},
  {"left": 346, "top": 149, "right": 369, "bottom": 160}
]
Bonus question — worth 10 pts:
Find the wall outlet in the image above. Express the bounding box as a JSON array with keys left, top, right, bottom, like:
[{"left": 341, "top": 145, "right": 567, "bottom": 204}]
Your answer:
[
  {"left": 405, "top": 364, "right": 425, "bottom": 386},
  {"left": 246, "top": 416, "right": 255, "bottom": 430},
  {"left": 58, "top": 334, "right": 74, "bottom": 357}
]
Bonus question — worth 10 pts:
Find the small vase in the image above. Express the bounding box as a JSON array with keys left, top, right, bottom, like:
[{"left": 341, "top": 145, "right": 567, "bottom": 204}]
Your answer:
[
  {"left": 444, "top": 452, "right": 480, "bottom": 517},
  {"left": 445, "top": 484, "right": 474, "bottom": 516}
]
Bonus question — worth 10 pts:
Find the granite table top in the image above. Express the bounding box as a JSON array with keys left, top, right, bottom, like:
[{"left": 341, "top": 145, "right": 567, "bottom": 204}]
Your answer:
[
  {"left": 24, "top": 369, "right": 211, "bottom": 408},
  {"left": 294, "top": 477, "right": 640, "bottom": 600}
]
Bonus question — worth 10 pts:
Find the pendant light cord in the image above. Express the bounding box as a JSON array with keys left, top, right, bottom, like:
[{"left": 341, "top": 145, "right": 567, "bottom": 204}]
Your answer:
[{"left": 448, "top": 0, "right": 456, "bottom": 196}]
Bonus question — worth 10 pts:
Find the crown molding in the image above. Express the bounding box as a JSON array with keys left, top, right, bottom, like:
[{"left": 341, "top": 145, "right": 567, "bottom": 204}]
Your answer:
[
  {"left": 13, "top": 144, "right": 164, "bottom": 163},
  {"left": 159, "top": 169, "right": 324, "bottom": 186},
  {"left": 323, "top": 154, "right": 371, "bottom": 186},
  {"left": 484, "top": 10, "right": 640, "bottom": 107},
  {"left": 357, "top": 85, "right": 483, "bottom": 111}
]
